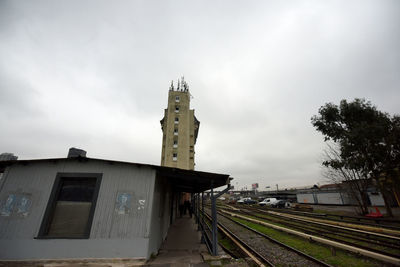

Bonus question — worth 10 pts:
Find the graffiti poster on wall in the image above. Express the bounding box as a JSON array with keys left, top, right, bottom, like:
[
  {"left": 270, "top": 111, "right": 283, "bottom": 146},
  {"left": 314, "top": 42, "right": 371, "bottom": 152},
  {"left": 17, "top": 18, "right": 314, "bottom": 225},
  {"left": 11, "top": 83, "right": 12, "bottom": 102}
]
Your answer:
[
  {"left": 16, "top": 196, "right": 32, "bottom": 217},
  {"left": 0, "top": 194, "right": 16, "bottom": 216},
  {"left": 116, "top": 192, "right": 132, "bottom": 215},
  {"left": 0, "top": 194, "right": 32, "bottom": 217}
]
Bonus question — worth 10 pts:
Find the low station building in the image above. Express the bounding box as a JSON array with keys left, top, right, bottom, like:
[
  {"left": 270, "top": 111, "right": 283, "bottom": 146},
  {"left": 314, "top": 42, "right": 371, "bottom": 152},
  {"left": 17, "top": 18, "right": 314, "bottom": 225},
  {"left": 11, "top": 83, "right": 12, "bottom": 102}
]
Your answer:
[{"left": 0, "top": 154, "right": 230, "bottom": 261}]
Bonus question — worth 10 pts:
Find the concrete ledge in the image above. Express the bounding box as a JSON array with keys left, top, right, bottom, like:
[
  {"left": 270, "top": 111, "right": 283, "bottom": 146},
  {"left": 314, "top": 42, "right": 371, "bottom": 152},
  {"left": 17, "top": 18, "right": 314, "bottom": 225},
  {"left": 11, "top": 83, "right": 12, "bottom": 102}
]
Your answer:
[
  {"left": 0, "top": 239, "right": 149, "bottom": 260},
  {"left": 0, "top": 258, "right": 146, "bottom": 267}
]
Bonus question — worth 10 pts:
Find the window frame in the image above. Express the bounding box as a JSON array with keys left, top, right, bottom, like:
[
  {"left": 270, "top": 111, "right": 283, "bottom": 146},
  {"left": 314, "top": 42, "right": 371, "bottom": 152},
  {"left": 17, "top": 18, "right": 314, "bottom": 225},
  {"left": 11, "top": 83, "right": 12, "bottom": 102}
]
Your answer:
[{"left": 37, "top": 172, "right": 102, "bottom": 239}]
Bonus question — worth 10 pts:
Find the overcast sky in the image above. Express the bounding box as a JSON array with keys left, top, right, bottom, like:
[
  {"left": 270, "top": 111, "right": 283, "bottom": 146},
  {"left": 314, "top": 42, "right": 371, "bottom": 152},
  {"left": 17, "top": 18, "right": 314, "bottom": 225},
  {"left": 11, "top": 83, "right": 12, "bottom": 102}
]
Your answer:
[{"left": 1, "top": 0, "right": 399, "bottom": 190}]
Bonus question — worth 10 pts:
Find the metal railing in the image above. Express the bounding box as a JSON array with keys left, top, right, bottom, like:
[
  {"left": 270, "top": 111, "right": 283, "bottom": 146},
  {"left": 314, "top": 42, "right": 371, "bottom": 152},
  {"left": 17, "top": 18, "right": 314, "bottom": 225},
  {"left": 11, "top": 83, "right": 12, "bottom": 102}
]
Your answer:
[{"left": 193, "top": 184, "right": 231, "bottom": 256}]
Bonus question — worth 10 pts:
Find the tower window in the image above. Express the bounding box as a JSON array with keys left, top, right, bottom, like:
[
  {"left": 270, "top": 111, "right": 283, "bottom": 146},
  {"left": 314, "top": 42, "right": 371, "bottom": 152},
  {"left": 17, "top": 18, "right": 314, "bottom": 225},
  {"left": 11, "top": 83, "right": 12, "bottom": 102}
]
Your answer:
[
  {"left": 174, "top": 128, "right": 178, "bottom": 135},
  {"left": 173, "top": 140, "right": 178, "bottom": 148},
  {"left": 173, "top": 153, "right": 177, "bottom": 161},
  {"left": 175, "top": 106, "right": 179, "bottom": 113},
  {"left": 175, "top": 96, "right": 180, "bottom": 102},
  {"left": 174, "top": 117, "right": 179, "bottom": 124}
]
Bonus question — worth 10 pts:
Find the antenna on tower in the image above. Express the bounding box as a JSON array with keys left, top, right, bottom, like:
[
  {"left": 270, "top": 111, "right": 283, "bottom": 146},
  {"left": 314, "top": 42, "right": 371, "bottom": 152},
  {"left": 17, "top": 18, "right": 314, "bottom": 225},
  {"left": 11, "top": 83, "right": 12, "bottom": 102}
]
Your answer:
[
  {"left": 170, "top": 80, "right": 174, "bottom": 91},
  {"left": 181, "top": 75, "right": 189, "bottom": 92},
  {"left": 179, "top": 76, "right": 182, "bottom": 91}
]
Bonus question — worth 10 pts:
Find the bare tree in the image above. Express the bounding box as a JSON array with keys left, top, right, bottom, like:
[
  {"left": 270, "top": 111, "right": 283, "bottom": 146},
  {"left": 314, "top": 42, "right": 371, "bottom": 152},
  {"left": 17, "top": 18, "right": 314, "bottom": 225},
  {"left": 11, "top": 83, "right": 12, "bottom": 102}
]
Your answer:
[{"left": 322, "top": 143, "right": 371, "bottom": 215}]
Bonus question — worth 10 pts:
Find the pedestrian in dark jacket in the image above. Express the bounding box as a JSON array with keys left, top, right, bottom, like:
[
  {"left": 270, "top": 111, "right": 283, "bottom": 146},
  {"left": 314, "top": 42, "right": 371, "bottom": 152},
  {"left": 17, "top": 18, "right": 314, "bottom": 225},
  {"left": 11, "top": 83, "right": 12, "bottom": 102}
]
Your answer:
[
  {"left": 184, "top": 200, "right": 190, "bottom": 215},
  {"left": 189, "top": 202, "right": 193, "bottom": 218}
]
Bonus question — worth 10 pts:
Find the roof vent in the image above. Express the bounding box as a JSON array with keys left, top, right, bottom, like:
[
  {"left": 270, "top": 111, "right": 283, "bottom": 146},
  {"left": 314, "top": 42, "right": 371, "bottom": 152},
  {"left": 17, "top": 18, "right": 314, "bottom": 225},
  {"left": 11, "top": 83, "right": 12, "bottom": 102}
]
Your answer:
[
  {"left": 0, "top": 153, "right": 18, "bottom": 161},
  {"left": 68, "top": 147, "right": 87, "bottom": 158}
]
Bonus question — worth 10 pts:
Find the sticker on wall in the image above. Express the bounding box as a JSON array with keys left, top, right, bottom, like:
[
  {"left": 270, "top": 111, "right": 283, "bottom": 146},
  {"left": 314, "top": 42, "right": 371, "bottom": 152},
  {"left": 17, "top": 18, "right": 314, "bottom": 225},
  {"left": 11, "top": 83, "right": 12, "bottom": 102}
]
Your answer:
[
  {"left": 138, "top": 199, "right": 145, "bottom": 210},
  {"left": 16, "top": 196, "right": 32, "bottom": 217},
  {"left": 0, "top": 194, "right": 16, "bottom": 216},
  {"left": 116, "top": 193, "right": 132, "bottom": 215}
]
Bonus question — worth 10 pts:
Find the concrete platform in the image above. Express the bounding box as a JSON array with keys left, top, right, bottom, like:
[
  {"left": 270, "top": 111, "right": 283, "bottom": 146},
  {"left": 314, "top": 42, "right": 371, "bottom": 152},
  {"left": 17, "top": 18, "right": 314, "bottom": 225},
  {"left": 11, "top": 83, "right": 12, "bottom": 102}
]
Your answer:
[{"left": 144, "top": 215, "right": 208, "bottom": 267}]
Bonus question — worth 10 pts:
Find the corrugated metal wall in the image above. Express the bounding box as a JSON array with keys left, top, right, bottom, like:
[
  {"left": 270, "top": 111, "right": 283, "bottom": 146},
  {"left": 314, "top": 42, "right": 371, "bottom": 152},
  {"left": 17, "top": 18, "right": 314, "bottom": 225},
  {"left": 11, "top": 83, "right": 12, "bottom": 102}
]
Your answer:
[
  {"left": 296, "top": 193, "right": 316, "bottom": 204},
  {"left": 0, "top": 161, "right": 59, "bottom": 239},
  {"left": 296, "top": 191, "right": 359, "bottom": 205},
  {"left": 316, "top": 192, "right": 344, "bottom": 205},
  {"left": 0, "top": 159, "right": 157, "bottom": 260}
]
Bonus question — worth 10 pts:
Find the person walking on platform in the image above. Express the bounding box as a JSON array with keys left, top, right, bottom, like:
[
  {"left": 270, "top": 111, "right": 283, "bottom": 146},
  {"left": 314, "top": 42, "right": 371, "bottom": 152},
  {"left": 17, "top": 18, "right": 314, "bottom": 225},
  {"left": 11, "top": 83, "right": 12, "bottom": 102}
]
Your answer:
[
  {"left": 189, "top": 202, "right": 193, "bottom": 218},
  {"left": 183, "top": 200, "right": 190, "bottom": 215}
]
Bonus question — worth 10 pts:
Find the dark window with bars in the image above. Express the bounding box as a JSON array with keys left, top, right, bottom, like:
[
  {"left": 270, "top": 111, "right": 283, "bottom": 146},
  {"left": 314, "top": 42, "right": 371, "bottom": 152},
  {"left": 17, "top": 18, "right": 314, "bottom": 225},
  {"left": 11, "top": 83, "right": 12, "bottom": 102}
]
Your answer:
[{"left": 38, "top": 174, "right": 101, "bottom": 239}]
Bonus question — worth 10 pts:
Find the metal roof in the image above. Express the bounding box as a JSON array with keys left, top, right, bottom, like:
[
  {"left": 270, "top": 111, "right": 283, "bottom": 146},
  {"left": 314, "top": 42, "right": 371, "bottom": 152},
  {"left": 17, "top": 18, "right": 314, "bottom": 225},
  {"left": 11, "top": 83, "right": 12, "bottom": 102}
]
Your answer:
[
  {"left": 156, "top": 166, "right": 230, "bottom": 193},
  {"left": 0, "top": 157, "right": 230, "bottom": 193}
]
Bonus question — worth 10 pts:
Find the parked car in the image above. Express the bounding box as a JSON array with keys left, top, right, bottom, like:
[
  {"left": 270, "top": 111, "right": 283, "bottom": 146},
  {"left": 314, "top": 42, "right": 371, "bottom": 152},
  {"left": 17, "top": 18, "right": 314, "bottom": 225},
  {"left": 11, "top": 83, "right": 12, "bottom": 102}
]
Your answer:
[
  {"left": 236, "top": 198, "right": 246, "bottom": 204},
  {"left": 270, "top": 200, "right": 287, "bottom": 208},
  {"left": 244, "top": 198, "right": 257, "bottom": 204},
  {"left": 259, "top": 198, "right": 278, "bottom": 206},
  {"left": 237, "top": 197, "right": 257, "bottom": 205}
]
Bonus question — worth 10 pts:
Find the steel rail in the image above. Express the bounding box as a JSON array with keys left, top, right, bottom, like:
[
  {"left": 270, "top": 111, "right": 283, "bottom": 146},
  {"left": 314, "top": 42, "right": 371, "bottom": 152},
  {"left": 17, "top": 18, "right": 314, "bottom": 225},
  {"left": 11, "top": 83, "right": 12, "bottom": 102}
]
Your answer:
[
  {"left": 202, "top": 209, "right": 264, "bottom": 261},
  {"left": 221, "top": 209, "right": 400, "bottom": 266},
  {"left": 215, "top": 204, "right": 400, "bottom": 255},
  {"left": 226, "top": 203, "right": 400, "bottom": 231},
  {"left": 256, "top": 210, "right": 400, "bottom": 250},
  {"left": 231, "top": 204, "right": 400, "bottom": 237},
  {"left": 202, "top": 210, "right": 272, "bottom": 267},
  {"left": 247, "top": 204, "right": 400, "bottom": 231},
  {"left": 217, "top": 210, "right": 334, "bottom": 267},
  {"left": 263, "top": 209, "right": 400, "bottom": 240},
  {"left": 224, "top": 204, "right": 400, "bottom": 246},
  {"left": 236, "top": 208, "right": 400, "bottom": 258},
  {"left": 254, "top": 209, "right": 400, "bottom": 248}
]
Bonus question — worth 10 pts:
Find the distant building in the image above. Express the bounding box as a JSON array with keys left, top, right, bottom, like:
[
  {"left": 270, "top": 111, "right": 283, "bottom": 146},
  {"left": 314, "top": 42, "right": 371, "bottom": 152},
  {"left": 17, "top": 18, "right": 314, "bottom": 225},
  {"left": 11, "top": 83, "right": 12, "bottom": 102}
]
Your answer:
[
  {"left": 295, "top": 182, "right": 394, "bottom": 206},
  {"left": 160, "top": 77, "right": 199, "bottom": 170}
]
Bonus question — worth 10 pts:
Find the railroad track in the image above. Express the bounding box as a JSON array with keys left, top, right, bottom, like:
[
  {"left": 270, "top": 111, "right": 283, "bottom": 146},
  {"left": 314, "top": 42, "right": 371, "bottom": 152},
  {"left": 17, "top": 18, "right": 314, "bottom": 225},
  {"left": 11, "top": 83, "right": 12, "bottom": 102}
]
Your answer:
[
  {"left": 235, "top": 204, "right": 400, "bottom": 231},
  {"left": 202, "top": 208, "right": 332, "bottom": 267},
  {"left": 218, "top": 207, "right": 400, "bottom": 265},
  {"left": 224, "top": 204, "right": 400, "bottom": 239},
  {"left": 235, "top": 206, "right": 400, "bottom": 244},
  {"left": 235, "top": 207, "right": 400, "bottom": 257}
]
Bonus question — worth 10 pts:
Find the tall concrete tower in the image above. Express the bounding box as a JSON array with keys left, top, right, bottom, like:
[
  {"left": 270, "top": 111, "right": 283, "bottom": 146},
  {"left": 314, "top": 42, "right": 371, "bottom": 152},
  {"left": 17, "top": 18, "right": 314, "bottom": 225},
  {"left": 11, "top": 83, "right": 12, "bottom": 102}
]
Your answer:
[{"left": 160, "top": 77, "right": 199, "bottom": 170}]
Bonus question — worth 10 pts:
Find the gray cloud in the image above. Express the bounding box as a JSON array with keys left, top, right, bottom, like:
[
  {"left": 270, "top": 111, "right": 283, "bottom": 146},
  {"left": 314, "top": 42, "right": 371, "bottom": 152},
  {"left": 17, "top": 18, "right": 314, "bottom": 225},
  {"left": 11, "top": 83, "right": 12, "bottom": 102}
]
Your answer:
[{"left": 1, "top": 0, "right": 399, "bottom": 190}]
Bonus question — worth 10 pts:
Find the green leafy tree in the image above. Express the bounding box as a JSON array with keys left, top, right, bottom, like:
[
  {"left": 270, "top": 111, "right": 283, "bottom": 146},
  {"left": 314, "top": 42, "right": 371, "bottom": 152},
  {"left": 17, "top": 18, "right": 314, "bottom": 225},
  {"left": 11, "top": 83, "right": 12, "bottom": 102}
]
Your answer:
[{"left": 311, "top": 99, "right": 400, "bottom": 217}]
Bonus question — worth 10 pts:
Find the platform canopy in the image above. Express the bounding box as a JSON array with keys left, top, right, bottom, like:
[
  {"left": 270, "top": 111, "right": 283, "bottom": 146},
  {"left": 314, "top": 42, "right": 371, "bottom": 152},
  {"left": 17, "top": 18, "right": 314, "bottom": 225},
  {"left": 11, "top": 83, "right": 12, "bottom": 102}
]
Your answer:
[{"left": 156, "top": 166, "right": 230, "bottom": 193}]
